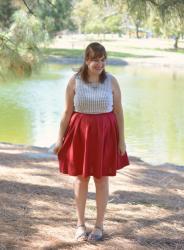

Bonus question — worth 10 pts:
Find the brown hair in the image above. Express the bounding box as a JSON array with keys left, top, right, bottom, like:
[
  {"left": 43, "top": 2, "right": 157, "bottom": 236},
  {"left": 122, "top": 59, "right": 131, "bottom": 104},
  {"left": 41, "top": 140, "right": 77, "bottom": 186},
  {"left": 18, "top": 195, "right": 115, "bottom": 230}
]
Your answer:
[{"left": 77, "top": 42, "right": 107, "bottom": 83}]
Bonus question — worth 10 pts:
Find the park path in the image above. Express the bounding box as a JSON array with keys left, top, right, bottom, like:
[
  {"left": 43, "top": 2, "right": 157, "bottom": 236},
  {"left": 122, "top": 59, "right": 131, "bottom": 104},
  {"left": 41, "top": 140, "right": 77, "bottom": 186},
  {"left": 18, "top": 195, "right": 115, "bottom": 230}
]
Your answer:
[{"left": 0, "top": 142, "right": 184, "bottom": 250}]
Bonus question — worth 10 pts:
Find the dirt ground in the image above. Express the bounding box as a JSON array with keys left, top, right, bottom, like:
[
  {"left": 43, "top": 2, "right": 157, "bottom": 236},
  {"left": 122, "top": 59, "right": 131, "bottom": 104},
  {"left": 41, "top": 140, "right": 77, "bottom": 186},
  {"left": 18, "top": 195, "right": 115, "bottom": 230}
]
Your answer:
[{"left": 0, "top": 142, "right": 184, "bottom": 250}]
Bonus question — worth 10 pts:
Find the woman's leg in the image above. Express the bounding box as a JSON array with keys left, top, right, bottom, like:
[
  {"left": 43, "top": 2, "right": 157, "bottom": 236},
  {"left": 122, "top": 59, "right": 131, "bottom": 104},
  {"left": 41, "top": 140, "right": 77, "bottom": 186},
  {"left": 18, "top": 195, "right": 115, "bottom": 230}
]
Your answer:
[
  {"left": 93, "top": 176, "right": 109, "bottom": 229},
  {"left": 74, "top": 175, "right": 90, "bottom": 226}
]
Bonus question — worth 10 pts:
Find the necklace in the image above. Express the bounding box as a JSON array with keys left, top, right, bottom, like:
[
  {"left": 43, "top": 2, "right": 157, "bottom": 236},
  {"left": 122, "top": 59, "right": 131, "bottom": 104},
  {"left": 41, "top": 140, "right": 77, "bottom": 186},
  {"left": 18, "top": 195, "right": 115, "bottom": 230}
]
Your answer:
[
  {"left": 90, "top": 82, "right": 100, "bottom": 88},
  {"left": 88, "top": 80, "right": 100, "bottom": 88}
]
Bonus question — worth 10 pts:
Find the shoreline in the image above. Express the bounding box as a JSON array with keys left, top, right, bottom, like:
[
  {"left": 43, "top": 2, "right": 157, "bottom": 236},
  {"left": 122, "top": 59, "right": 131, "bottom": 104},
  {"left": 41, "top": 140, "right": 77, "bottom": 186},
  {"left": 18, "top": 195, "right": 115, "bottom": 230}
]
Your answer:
[
  {"left": 46, "top": 36, "right": 184, "bottom": 69},
  {"left": 0, "top": 141, "right": 183, "bottom": 168},
  {"left": 46, "top": 54, "right": 184, "bottom": 70}
]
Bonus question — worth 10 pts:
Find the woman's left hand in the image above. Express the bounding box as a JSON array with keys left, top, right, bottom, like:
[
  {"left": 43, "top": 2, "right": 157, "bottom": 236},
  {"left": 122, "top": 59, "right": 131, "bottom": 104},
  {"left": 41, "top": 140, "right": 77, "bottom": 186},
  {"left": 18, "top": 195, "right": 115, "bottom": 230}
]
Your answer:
[{"left": 119, "top": 142, "right": 126, "bottom": 155}]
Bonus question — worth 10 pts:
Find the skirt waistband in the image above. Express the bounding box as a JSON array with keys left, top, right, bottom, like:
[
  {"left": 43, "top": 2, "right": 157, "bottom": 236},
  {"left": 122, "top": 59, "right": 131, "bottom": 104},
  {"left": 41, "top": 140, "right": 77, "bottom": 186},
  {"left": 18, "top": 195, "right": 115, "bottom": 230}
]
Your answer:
[{"left": 73, "top": 111, "right": 114, "bottom": 116}]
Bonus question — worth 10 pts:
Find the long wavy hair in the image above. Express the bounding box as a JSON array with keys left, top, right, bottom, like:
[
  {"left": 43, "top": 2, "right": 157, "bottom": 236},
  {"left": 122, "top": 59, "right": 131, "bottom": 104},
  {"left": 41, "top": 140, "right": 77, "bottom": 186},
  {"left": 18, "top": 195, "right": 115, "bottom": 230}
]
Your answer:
[{"left": 77, "top": 42, "right": 107, "bottom": 83}]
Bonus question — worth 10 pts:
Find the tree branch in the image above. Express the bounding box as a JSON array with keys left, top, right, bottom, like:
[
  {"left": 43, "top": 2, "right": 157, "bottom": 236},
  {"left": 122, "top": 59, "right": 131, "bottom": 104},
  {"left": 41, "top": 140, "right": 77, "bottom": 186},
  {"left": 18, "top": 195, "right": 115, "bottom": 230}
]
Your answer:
[
  {"left": 22, "top": 0, "right": 35, "bottom": 15},
  {"left": 46, "top": 0, "right": 57, "bottom": 9},
  {"left": 144, "top": 0, "right": 159, "bottom": 7}
]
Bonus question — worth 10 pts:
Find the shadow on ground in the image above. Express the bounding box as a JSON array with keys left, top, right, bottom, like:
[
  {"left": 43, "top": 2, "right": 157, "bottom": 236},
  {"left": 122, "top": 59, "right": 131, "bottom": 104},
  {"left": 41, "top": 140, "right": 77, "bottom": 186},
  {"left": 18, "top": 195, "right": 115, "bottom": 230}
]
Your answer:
[{"left": 0, "top": 142, "right": 184, "bottom": 250}]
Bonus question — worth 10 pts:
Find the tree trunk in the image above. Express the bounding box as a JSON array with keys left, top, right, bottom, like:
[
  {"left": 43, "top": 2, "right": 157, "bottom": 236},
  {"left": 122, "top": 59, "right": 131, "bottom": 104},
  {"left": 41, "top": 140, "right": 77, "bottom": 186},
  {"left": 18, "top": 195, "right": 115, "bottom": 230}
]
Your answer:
[
  {"left": 174, "top": 35, "right": 179, "bottom": 50},
  {"left": 136, "top": 24, "right": 140, "bottom": 39}
]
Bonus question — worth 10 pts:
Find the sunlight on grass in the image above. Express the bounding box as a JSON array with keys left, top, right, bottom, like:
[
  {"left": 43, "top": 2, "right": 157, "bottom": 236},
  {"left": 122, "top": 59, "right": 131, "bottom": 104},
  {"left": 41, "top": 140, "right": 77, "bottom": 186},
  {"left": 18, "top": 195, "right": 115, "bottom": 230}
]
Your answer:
[{"left": 43, "top": 48, "right": 157, "bottom": 59}]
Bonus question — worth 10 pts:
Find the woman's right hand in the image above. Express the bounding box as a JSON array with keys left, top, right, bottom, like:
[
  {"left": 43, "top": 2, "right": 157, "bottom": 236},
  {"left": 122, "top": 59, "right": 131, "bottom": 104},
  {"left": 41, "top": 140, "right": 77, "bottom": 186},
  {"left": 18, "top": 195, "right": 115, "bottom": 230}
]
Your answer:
[{"left": 53, "top": 141, "right": 63, "bottom": 155}]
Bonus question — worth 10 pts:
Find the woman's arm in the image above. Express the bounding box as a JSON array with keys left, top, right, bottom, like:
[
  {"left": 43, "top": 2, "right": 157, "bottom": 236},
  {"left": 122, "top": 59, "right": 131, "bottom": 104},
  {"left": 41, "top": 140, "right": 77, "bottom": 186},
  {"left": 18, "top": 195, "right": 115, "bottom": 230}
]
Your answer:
[
  {"left": 111, "top": 75, "right": 126, "bottom": 154},
  {"left": 54, "top": 75, "right": 75, "bottom": 154}
]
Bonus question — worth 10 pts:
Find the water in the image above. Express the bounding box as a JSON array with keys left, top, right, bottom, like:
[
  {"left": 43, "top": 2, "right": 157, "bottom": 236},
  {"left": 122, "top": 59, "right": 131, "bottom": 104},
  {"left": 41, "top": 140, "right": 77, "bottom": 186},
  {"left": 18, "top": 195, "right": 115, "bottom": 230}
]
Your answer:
[{"left": 0, "top": 63, "right": 184, "bottom": 166}]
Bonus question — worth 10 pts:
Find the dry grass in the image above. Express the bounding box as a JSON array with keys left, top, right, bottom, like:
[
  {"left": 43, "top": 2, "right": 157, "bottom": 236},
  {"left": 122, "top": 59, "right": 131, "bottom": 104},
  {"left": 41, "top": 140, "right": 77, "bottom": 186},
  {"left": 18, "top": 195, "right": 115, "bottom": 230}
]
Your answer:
[{"left": 0, "top": 142, "right": 184, "bottom": 250}]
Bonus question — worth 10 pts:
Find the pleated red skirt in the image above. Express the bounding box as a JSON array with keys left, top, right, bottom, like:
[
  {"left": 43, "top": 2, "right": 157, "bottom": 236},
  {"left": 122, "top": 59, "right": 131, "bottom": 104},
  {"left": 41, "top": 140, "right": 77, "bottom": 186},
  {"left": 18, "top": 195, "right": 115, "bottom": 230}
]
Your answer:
[{"left": 58, "top": 111, "right": 129, "bottom": 178}]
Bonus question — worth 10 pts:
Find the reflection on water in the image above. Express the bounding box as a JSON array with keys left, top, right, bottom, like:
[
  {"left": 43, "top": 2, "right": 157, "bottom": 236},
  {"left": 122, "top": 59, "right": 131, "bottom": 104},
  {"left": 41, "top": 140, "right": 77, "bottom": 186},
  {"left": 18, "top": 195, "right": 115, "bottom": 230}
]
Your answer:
[
  {"left": 118, "top": 66, "right": 184, "bottom": 166},
  {"left": 0, "top": 63, "right": 184, "bottom": 166}
]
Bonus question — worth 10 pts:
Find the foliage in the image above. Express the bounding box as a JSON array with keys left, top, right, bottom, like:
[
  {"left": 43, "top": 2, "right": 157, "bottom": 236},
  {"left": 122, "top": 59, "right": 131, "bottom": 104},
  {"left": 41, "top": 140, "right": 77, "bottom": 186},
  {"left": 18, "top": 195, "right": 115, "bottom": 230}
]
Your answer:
[
  {"left": 0, "top": 0, "right": 76, "bottom": 79},
  {"left": 149, "top": 15, "right": 163, "bottom": 37},
  {"left": 95, "top": 0, "right": 184, "bottom": 47},
  {"left": 72, "top": 0, "right": 97, "bottom": 33},
  {"left": 73, "top": 0, "right": 123, "bottom": 34},
  {"left": 158, "top": 0, "right": 184, "bottom": 48},
  {"left": 104, "top": 15, "right": 122, "bottom": 34},
  {"left": 17, "top": 0, "right": 76, "bottom": 35},
  {"left": 0, "top": 0, "right": 17, "bottom": 29},
  {"left": 0, "top": 10, "right": 49, "bottom": 79},
  {"left": 127, "top": 0, "right": 151, "bottom": 38},
  {"left": 1, "top": 0, "right": 184, "bottom": 80}
]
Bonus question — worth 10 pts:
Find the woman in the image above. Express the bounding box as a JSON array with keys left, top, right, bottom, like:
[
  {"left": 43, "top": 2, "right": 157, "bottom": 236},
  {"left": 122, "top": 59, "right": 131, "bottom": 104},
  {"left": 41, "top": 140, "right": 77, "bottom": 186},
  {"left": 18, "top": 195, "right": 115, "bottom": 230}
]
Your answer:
[{"left": 54, "top": 42, "right": 129, "bottom": 242}]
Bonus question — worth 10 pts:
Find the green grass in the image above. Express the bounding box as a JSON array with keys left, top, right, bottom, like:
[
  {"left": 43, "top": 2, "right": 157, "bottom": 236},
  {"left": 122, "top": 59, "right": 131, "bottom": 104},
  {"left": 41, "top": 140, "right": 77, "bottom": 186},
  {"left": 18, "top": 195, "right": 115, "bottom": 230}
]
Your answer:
[
  {"left": 154, "top": 48, "right": 184, "bottom": 54},
  {"left": 108, "top": 51, "right": 156, "bottom": 58},
  {"left": 42, "top": 48, "right": 83, "bottom": 57},
  {"left": 128, "top": 46, "right": 184, "bottom": 54},
  {"left": 43, "top": 48, "right": 157, "bottom": 59}
]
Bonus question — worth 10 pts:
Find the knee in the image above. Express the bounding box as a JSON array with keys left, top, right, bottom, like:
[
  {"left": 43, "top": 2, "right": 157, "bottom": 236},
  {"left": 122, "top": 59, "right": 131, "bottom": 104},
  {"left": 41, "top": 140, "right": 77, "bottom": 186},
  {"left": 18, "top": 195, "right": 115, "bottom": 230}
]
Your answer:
[
  {"left": 93, "top": 176, "right": 109, "bottom": 186},
  {"left": 75, "top": 175, "right": 90, "bottom": 184}
]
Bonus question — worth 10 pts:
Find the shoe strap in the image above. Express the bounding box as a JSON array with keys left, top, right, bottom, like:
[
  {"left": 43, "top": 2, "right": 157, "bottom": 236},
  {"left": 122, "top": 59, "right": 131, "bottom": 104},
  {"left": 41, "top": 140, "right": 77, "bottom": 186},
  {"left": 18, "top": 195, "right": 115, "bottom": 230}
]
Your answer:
[
  {"left": 77, "top": 224, "right": 86, "bottom": 228},
  {"left": 95, "top": 226, "right": 103, "bottom": 232}
]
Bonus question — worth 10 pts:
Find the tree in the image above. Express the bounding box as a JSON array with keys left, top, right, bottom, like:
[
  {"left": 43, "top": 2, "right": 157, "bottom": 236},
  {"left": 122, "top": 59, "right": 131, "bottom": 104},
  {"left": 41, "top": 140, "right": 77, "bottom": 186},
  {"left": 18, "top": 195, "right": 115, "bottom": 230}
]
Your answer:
[
  {"left": 73, "top": 0, "right": 123, "bottom": 35},
  {"left": 0, "top": 10, "right": 49, "bottom": 79},
  {"left": 13, "top": 0, "right": 76, "bottom": 35},
  {"left": 0, "top": 0, "right": 17, "bottom": 29},
  {"left": 127, "top": 0, "right": 152, "bottom": 38},
  {"left": 95, "top": 0, "right": 152, "bottom": 38},
  {"left": 104, "top": 15, "right": 122, "bottom": 34},
  {"left": 158, "top": 0, "right": 184, "bottom": 49},
  {"left": 0, "top": 0, "right": 77, "bottom": 79},
  {"left": 96, "top": 0, "right": 184, "bottom": 48},
  {"left": 148, "top": 15, "right": 163, "bottom": 37},
  {"left": 85, "top": 20, "right": 106, "bottom": 35},
  {"left": 72, "top": 0, "right": 97, "bottom": 33},
  {"left": 36, "top": 0, "right": 75, "bottom": 35}
]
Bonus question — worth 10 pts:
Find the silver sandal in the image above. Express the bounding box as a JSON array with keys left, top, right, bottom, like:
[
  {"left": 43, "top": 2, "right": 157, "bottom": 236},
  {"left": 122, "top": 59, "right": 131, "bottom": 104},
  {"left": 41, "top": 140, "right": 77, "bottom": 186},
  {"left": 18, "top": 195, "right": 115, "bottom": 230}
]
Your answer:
[
  {"left": 88, "top": 226, "right": 104, "bottom": 241},
  {"left": 75, "top": 225, "right": 88, "bottom": 241}
]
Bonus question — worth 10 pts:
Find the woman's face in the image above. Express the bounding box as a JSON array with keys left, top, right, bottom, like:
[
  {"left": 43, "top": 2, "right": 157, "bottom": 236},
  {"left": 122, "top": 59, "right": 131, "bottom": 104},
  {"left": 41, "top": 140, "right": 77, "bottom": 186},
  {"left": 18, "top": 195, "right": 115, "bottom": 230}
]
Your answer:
[{"left": 86, "top": 56, "right": 106, "bottom": 75}]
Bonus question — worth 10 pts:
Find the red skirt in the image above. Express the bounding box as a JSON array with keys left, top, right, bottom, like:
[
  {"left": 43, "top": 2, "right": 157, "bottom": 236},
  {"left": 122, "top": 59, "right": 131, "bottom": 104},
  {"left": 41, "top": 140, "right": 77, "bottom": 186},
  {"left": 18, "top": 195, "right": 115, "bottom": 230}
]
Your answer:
[{"left": 58, "top": 111, "right": 129, "bottom": 178}]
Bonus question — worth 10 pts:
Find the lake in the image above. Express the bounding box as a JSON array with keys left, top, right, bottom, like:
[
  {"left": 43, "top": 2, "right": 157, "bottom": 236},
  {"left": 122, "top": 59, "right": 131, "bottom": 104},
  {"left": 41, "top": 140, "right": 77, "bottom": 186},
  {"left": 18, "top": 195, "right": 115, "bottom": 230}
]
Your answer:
[{"left": 0, "top": 63, "right": 184, "bottom": 166}]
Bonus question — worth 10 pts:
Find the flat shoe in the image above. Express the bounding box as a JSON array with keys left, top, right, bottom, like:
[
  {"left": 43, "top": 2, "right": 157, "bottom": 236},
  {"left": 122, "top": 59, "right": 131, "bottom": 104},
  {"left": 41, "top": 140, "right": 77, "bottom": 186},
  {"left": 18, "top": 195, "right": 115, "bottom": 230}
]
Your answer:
[
  {"left": 75, "top": 225, "right": 88, "bottom": 241},
  {"left": 88, "top": 226, "right": 104, "bottom": 241}
]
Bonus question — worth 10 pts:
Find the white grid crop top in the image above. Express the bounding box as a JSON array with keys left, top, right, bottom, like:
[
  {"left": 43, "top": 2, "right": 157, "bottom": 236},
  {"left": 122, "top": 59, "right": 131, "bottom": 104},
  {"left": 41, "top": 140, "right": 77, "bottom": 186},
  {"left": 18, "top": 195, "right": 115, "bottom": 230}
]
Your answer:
[{"left": 73, "top": 73, "right": 113, "bottom": 114}]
